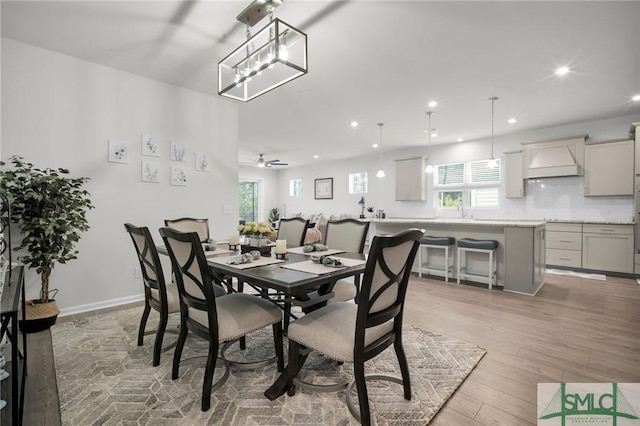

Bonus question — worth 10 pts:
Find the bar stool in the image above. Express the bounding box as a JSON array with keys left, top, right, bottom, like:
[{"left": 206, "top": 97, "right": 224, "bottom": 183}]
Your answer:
[
  {"left": 456, "top": 238, "right": 499, "bottom": 289},
  {"left": 417, "top": 236, "right": 456, "bottom": 282}
]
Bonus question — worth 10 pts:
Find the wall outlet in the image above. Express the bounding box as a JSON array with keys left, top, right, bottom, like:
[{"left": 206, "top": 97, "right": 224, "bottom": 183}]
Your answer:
[{"left": 134, "top": 267, "right": 142, "bottom": 278}]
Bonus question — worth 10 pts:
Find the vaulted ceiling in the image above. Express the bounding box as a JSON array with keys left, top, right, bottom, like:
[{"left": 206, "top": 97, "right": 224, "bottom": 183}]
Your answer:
[{"left": 3, "top": 1, "right": 639, "bottom": 167}]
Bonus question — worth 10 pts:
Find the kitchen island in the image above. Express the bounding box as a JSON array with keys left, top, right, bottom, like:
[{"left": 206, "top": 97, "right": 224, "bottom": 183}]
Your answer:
[{"left": 370, "top": 218, "right": 546, "bottom": 295}]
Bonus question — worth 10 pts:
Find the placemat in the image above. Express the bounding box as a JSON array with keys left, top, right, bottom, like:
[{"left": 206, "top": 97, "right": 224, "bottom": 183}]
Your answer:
[
  {"left": 280, "top": 257, "right": 366, "bottom": 275},
  {"left": 208, "top": 255, "right": 284, "bottom": 269},
  {"left": 287, "top": 246, "right": 346, "bottom": 256}
]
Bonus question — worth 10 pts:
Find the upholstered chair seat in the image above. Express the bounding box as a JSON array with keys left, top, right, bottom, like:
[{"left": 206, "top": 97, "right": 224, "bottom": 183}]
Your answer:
[
  {"left": 188, "top": 293, "right": 282, "bottom": 342},
  {"left": 288, "top": 302, "right": 392, "bottom": 362}
]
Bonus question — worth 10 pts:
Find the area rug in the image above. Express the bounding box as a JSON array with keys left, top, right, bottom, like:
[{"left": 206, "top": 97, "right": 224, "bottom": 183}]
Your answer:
[{"left": 52, "top": 306, "right": 485, "bottom": 425}]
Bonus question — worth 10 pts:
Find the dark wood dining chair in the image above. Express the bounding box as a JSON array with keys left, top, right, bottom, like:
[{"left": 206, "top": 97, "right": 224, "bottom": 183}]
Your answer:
[
  {"left": 323, "top": 218, "right": 370, "bottom": 303},
  {"left": 159, "top": 226, "right": 284, "bottom": 412},
  {"left": 276, "top": 217, "right": 309, "bottom": 247},
  {"left": 164, "top": 217, "right": 210, "bottom": 242},
  {"left": 124, "top": 223, "right": 182, "bottom": 367},
  {"left": 266, "top": 228, "right": 424, "bottom": 425}
]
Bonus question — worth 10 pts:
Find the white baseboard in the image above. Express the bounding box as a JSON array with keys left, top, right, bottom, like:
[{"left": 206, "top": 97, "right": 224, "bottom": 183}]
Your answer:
[{"left": 59, "top": 294, "right": 145, "bottom": 317}]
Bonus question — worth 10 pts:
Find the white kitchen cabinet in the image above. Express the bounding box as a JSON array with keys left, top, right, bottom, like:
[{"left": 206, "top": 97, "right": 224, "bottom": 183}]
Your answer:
[
  {"left": 546, "top": 222, "right": 582, "bottom": 269},
  {"left": 395, "top": 157, "right": 427, "bottom": 201},
  {"left": 584, "top": 139, "right": 634, "bottom": 196},
  {"left": 503, "top": 150, "right": 524, "bottom": 198},
  {"left": 582, "top": 224, "right": 634, "bottom": 273}
]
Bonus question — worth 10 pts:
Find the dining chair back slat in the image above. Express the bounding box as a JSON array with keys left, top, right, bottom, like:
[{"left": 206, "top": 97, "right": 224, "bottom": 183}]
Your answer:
[
  {"left": 324, "top": 218, "right": 370, "bottom": 254},
  {"left": 277, "top": 217, "right": 309, "bottom": 247},
  {"left": 164, "top": 217, "right": 210, "bottom": 242}
]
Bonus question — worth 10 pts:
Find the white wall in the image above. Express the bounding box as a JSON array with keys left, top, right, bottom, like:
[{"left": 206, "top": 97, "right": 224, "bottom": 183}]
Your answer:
[
  {"left": 277, "top": 114, "right": 640, "bottom": 222},
  {"left": 1, "top": 38, "right": 239, "bottom": 314}
]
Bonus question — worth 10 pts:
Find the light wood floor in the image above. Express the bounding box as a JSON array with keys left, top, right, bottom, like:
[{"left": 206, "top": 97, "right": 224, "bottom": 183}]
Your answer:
[
  {"left": 22, "top": 272, "right": 640, "bottom": 425},
  {"left": 405, "top": 273, "right": 640, "bottom": 426}
]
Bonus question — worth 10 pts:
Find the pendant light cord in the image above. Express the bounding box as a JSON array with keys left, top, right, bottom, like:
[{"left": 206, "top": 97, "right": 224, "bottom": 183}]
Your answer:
[{"left": 489, "top": 96, "right": 498, "bottom": 160}]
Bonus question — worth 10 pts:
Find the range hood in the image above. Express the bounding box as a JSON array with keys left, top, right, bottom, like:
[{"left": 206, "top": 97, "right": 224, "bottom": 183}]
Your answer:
[{"left": 522, "top": 135, "right": 586, "bottom": 179}]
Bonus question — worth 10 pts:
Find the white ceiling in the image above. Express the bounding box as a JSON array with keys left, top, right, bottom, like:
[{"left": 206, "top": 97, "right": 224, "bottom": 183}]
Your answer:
[{"left": 3, "top": 1, "right": 640, "bottom": 168}]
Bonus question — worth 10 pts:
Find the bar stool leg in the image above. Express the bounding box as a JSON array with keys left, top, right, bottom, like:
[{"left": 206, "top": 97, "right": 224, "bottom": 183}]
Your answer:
[
  {"left": 488, "top": 249, "right": 493, "bottom": 290},
  {"left": 456, "top": 248, "right": 462, "bottom": 284},
  {"left": 418, "top": 246, "right": 423, "bottom": 278},
  {"left": 444, "top": 246, "right": 449, "bottom": 282}
]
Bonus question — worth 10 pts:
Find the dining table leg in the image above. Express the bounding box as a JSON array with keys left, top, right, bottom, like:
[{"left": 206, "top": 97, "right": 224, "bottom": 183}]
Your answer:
[{"left": 264, "top": 346, "right": 309, "bottom": 401}]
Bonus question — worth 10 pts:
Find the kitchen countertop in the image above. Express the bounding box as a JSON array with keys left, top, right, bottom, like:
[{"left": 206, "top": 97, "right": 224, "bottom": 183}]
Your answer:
[
  {"left": 370, "top": 218, "right": 634, "bottom": 226},
  {"left": 370, "top": 218, "right": 546, "bottom": 228},
  {"left": 546, "top": 219, "right": 634, "bottom": 225}
]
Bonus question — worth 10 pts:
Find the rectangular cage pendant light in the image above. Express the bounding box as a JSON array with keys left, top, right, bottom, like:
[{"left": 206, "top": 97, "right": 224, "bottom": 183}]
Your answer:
[{"left": 218, "top": 18, "right": 308, "bottom": 102}]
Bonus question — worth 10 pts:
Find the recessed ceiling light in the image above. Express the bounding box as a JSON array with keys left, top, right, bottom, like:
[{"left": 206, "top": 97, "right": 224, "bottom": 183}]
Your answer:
[
  {"left": 554, "top": 66, "right": 571, "bottom": 76},
  {"left": 350, "top": 121, "right": 359, "bottom": 128},
  {"left": 372, "top": 143, "right": 378, "bottom": 148},
  {"left": 431, "top": 133, "right": 438, "bottom": 138},
  {"left": 457, "top": 138, "right": 464, "bottom": 142},
  {"left": 632, "top": 94, "right": 640, "bottom": 101},
  {"left": 314, "top": 155, "right": 319, "bottom": 159},
  {"left": 428, "top": 101, "right": 438, "bottom": 108},
  {"left": 508, "top": 118, "right": 517, "bottom": 124}
]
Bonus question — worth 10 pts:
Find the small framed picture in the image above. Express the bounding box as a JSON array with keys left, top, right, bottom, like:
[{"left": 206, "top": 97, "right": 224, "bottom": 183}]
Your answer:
[
  {"left": 141, "top": 134, "right": 159, "bottom": 157},
  {"left": 108, "top": 140, "right": 129, "bottom": 164},
  {"left": 171, "top": 166, "right": 187, "bottom": 186},
  {"left": 170, "top": 141, "right": 186, "bottom": 162},
  {"left": 141, "top": 160, "right": 160, "bottom": 183},
  {"left": 195, "top": 152, "right": 210, "bottom": 172},
  {"left": 314, "top": 178, "right": 333, "bottom": 200}
]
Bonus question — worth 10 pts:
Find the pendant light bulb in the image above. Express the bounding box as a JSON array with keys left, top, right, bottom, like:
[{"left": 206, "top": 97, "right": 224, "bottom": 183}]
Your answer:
[
  {"left": 425, "top": 111, "right": 434, "bottom": 173},
  {"left": 488, "top": 97, "right": 498, "bottom": 169},
  {"left": 279, "top": 34, "right": 289, "bottom": 61},
  {"left": 377, "top": 123, "right": 385, "bottom": 178}
]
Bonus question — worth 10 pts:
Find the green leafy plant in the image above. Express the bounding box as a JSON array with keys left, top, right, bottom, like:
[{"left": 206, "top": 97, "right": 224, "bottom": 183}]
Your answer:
[
  {"left": 0, "top": 156, "right": 94, "bottom": 303},
  {"left": 268, "top": 207, "right": 280, "bottom": 223}
]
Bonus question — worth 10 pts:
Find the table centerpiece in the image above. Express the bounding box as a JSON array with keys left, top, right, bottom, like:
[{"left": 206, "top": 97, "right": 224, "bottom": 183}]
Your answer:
[{"left": 237, "top": 221, "right": 276, "bottom": 256}]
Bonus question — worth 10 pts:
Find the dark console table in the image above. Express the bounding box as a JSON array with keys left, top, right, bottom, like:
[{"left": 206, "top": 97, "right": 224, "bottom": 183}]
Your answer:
[{"left": 1, "top": 265, "right": 26, "bottom": 426}]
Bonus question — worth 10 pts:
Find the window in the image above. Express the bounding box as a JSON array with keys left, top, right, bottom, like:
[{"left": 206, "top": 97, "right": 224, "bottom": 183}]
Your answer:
[
  {"left": 435, "top": 159, "right": 501, "bottom": 209},
  {"left": 437, "top": 191, "right": 463, "bottom": 208},
  {"left": 238, "top": 181, "right": 259, "bottom": 222},
  {"left": 348, "top": 172, "right": 368, "bottom": 194},
  {"left": 289, "top": 179, "right": 302, "bottom": 197}
]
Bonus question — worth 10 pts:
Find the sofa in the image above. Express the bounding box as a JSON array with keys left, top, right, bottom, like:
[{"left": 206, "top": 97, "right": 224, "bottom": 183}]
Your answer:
[{"left": 289, "top": 212, "right": 354, "bottom": 244}]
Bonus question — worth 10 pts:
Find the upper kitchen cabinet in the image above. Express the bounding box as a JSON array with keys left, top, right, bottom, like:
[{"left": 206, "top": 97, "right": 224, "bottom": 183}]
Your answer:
[
  {"left": 632, "top": 123, "right": 640, "bottom": 175},
  {"left": 584, "top": 139, "right": 634, "bottom": 196},
  {"left": 522, "top": 135, "right": 585, "bottom": 179},
  {"left": 503, "top": 150, "right": 524, "bottom": 198},
  {"left": 395, "top": 157, "right": 427, "bottom": 201}
]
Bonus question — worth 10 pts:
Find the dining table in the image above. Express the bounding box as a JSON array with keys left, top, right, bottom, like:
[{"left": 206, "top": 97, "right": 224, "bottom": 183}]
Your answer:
[{"left": 157, "top": 242, "right": 367, "bottom": 328}]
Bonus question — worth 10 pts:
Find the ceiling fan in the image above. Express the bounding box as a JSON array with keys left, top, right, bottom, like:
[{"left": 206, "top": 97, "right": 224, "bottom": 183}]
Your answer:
[{"left": 248, "top": 154, "right": 288, "bottom": 168}]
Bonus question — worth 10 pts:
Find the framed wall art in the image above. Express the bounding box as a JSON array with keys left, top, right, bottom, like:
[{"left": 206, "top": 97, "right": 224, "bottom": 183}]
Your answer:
[
  {"left": 108, "top": 139, "right": 129, "bottom": 164},
  {"left": 141, "top": 134, "right": 159, "bottom": 157},
  {"left": 141, "top": 160, "right": 160, "bottom": 183},
  {"left": 170, "top": 140, "right": 186, "bottom": 162},
  {"left": 314, "top": 177, "right": 333, "bottom": 200}
]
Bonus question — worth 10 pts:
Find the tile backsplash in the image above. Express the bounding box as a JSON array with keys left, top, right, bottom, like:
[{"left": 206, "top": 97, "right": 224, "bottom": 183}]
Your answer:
[{"left": 500, "top": 176, "right": 634, "bottom": 223}]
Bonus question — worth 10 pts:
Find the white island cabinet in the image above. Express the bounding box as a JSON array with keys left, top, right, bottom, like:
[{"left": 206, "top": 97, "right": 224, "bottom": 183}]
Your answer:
[{"left": 370, "top": 218, "right": 546, "bottom": 295}]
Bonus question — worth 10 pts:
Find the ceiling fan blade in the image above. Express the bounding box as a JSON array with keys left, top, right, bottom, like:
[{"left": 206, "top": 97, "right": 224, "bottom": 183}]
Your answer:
[
  {"left": 266, "top": 159, "right": 280, "bottom": 163},
  {"left": 269, "top": 162, "right": 288, "bottom": 166}
]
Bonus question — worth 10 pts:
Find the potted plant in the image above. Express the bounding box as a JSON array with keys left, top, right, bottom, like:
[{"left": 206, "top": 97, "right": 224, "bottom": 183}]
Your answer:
[
  {"left": 268, "top": 207, "right": 280, "bottom": 228},
  {"left": 0, "top": 156, "right": 94, "bottom": 333}
]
